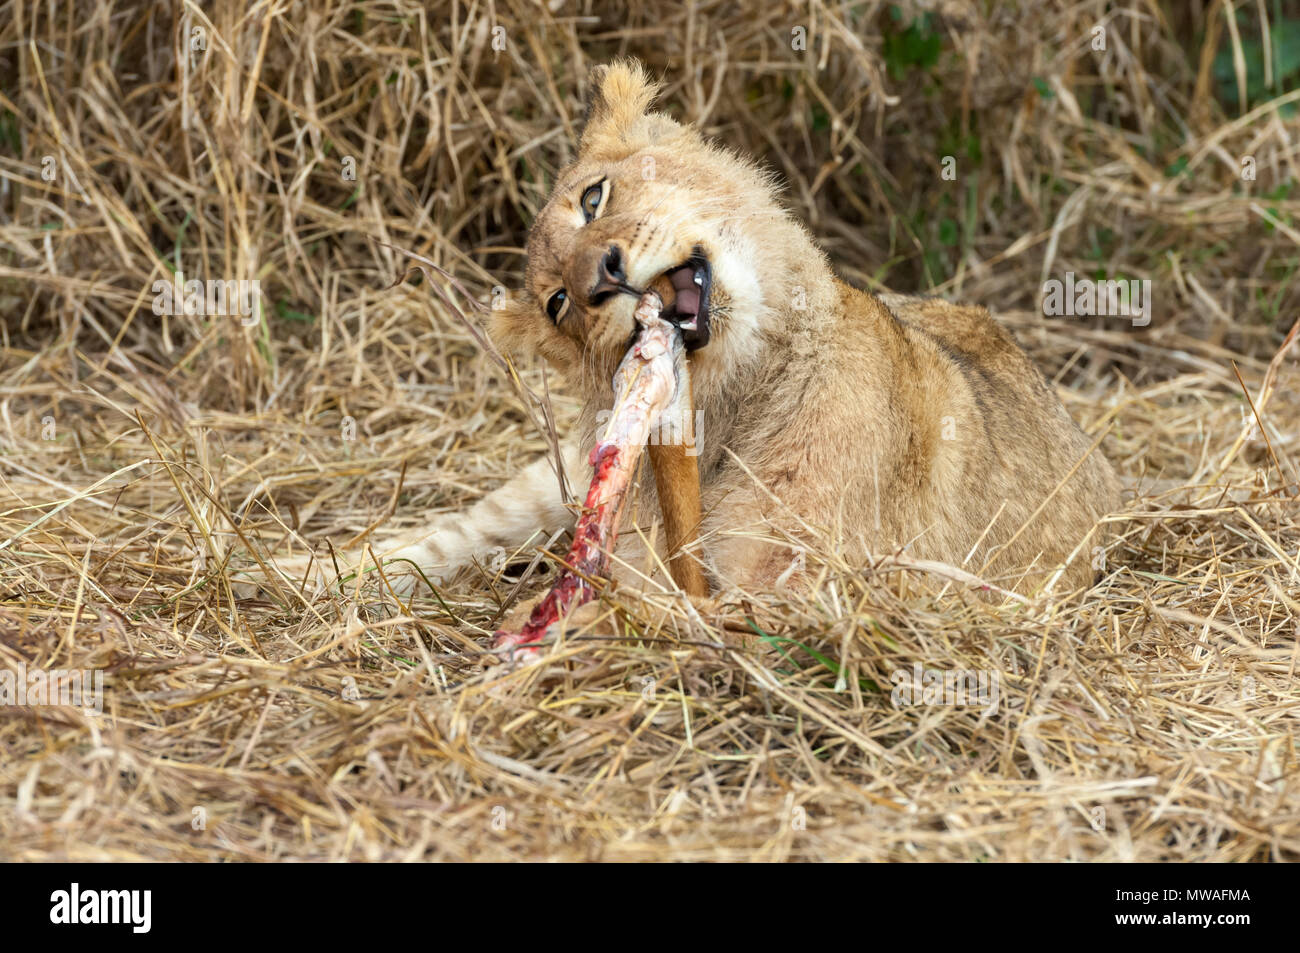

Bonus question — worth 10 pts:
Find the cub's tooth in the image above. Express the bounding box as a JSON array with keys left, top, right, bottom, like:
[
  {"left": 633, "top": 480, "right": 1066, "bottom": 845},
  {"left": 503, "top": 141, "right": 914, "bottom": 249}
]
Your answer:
[
  {"left": 693, "top": 272, "right": 704, "bottom": 285},
  {"left": 680, "top": 318, "right": 698, "bottom": 331}
]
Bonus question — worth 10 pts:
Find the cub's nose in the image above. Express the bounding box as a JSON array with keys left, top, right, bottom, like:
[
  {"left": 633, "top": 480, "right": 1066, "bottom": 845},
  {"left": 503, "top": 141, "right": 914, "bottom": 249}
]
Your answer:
[
  {"left": 600, "top": 245, "right": 625, "bottom": 283},
  {"left": 588, "top": 244, "right": 631, "bottom": 304}
]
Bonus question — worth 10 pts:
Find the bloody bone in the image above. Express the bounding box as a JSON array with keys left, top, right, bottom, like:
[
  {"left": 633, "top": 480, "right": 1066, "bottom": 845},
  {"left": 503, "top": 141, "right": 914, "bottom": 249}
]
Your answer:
[{"left": 493, "top": 291, "right": 701, "bottom": 656}]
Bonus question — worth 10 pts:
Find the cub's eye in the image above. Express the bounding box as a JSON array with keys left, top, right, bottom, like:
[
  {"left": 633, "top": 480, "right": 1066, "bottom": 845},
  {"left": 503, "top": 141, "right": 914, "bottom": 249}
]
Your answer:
[
  {"left": 580, "top": 179, "right": 609, "bottom": 223},
  {"left": 545, "top": 289, "right": 570, "bottom": 324}
]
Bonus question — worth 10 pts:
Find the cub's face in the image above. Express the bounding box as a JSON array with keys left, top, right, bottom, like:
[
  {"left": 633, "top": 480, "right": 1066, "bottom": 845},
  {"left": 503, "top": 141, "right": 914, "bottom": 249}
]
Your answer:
[{"left": 492, "top": 61, "right": 782, "bottom": 395}]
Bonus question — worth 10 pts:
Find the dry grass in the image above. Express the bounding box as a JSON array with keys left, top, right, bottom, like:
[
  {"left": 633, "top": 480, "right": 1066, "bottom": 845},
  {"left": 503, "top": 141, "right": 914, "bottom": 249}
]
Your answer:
[{"left": 1, "top": 0, "right": 1299, "bottom": 861}]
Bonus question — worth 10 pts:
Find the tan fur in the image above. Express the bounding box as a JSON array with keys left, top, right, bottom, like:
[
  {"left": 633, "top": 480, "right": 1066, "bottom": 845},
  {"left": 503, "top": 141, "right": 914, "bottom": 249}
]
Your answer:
[
  {"left": 316, "top": 59, "right": 1119, "bottom": 600},
  {"left": 647, "top": 438, "right": 708, "bottom": 597}
]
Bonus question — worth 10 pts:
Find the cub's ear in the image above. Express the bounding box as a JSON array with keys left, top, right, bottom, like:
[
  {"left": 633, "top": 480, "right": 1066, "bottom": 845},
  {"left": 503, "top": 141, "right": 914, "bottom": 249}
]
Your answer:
[{"left": 579, "top": 59, "right": 676, "bottom": 159}]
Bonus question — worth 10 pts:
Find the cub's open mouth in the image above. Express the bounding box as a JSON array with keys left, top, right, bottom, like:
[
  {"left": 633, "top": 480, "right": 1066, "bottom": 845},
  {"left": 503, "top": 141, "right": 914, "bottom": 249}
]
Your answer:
[{"left": 660, "top": 252, "right": 711, "bottom": 350}]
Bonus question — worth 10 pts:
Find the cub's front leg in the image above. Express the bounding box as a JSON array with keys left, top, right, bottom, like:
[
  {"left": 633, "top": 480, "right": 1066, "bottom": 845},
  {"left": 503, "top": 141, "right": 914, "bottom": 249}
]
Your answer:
[{"left": 280, "top": 441, "right": 586, "bottom": 595}]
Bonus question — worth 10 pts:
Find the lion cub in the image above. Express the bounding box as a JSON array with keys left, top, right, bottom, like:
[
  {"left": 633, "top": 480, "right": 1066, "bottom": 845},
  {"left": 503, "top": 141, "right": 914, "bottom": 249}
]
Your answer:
[{"left": 312, "top": 60, "right": 1118, "bottom": 602}]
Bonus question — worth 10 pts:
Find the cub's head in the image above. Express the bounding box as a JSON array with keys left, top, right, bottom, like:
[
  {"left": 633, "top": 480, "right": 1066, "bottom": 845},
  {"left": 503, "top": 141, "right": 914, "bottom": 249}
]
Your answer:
[{"left": 493, "top": 60, "right": 813, "bottom": 397}]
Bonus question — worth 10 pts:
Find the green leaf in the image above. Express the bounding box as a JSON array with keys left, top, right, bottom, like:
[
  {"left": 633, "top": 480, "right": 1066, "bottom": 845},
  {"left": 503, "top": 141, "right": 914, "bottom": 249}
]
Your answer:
[
  {"left": 748, "top": 620, "right": 881, "bottom": 693},
  {"left": 0, "top": 109, "right": 20, "bottom": 152},
  {"left": 275, "top": 300, "right": 316, "bottom": 323},
  {"left": 1212, "top": 17, "right": 1300, "bottom": 110},
  {"left": 882, "top": 9, "right": 942, "bottom": 80},
  {"left": 938, "top": 217, "right": 958, "bottom": 246}
]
